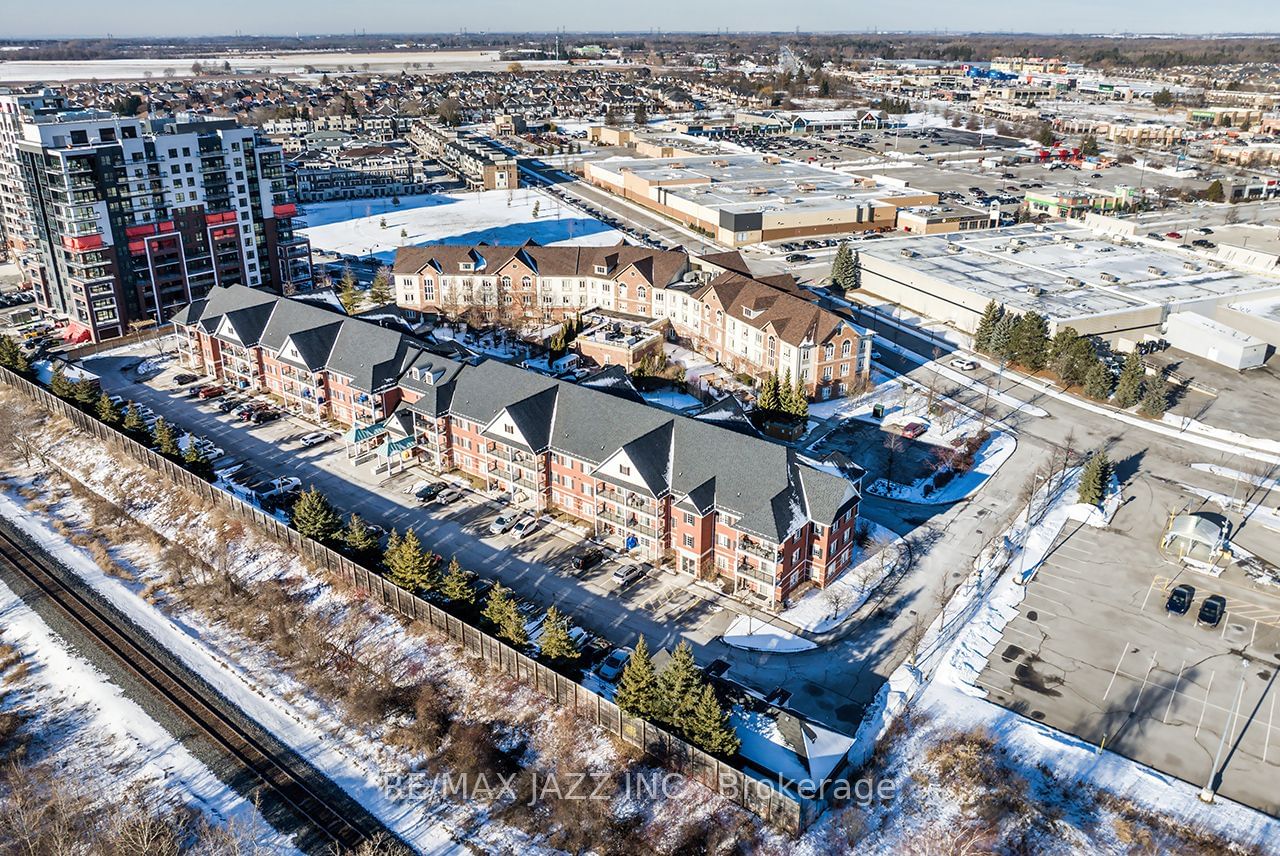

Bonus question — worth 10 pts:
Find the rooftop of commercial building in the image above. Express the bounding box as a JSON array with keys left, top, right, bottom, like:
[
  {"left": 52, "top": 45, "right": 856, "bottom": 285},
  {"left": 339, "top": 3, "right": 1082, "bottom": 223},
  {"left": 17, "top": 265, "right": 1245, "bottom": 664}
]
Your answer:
[
  {"left": 593, "top": 153, "right": 932, "bottom": 215},
  {"left": 858, "top": 223, "right": 1280, "bottom": 321}
]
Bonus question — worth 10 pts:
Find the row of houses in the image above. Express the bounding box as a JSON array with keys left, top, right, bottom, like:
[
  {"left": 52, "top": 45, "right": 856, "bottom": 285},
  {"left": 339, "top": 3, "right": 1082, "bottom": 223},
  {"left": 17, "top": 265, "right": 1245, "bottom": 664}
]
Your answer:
[
  {"left": 391, "top": 242, "right": 874, "bottom": 401},
  {"left": 406, "top": 122, "right": 519, "bottom": 191},
  {"left": 171, "top": 284, "right": 864, "bottom": 608}
]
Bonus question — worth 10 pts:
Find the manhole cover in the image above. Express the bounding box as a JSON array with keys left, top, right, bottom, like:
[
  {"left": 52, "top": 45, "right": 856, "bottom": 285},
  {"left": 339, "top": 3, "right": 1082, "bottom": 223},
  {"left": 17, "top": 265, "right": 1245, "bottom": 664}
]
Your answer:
[{"left": 1026, "top": 610, "right": 1039, "bottom": 622}]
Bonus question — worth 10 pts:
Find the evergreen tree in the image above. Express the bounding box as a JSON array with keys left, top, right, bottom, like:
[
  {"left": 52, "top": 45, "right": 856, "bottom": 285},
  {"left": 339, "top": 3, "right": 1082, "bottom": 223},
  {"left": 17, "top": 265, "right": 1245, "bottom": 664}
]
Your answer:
[
  {"left": 482, "top": 584, "right": 528, "bottom": 648},
  {"left": 342, "top": 513, "right": 380, "bottom": 560},
  {"left": 1080, "top": 134, "right": 1100, "bottom": 157},
  {"left": 1203, "top": 179, "right": 1225, "bottom": 203},
  {"left": 851, "top": 249, "right": 862, "bottom": 291},
  {"left": 778, "top": 369, "right": 797, "bottom": 415},
  {"left": 383, "top": 528, "right": 436, "bottom": 592},
  {"left": 49, "top": 364, "right": 74, "bottom": 398},
  {"left": 538, "top": 605, "right": 579, "bottom": 662},
  {"left": 181, "top": 436, "right": 211, "bottom": 479},
  {"left": 338, "top": 266, "right": 362, "bottom": 314},
  {"left": 830, "top": 243, "right": 854, "bottom": 291},
  {"left": 790, "top": 377, "right": 809, "bottom": 419},
  {"left": 0, "top": 334, "right": 21, "bottom": 370},
  {"left": 973, "top": 301, "right": 1003, "bottom": 354},
  {"left": 121, "top": 402, "right": 149, "bottom": 440},
  {"left": 989, "top": 313, "right": 1017, "bottom": 361},
  {"left": 686, "top": 683, "right": 740, "bottom": 756},
  {"left": 71, "top": 378, "right": 96, "bottom": 408},
  {"left": 1077, "top": 450, "right": 1112, "bottom": 507},
  {"left": 1082, "top": 359, "right": 1113, "bottom": 401},
  {"left": 1055, "top": 337, "right": 1097, "bottom": 388},
  {"left": 368, "top": 266, "right": 394, "bottom": 306},
  {"left": 95, "top": 392, "right": 120, "bottom": 425},
  {"left": 1048, "top": 326, "right": 1080, "bottom": 367},
  {"left": 1139, "top": 377, "right": 1169, "bottom": 419},
  {"left": 1113, "top": 351, "right": 1146, "bottom": 408},
  {"left": 439, "top": 556, "right": 475, "bottom": 604},
  {"left": 615, "top": 636, "right": 662, "bottom": 720},
  {"left": 656, "top": 641, "right": 702, "bottom": 726},
  {"left": 153, "top": 417, "right": 180, "bottom": 456},
  {"left": 292, "top": 487, "right": 343, "bottom": 542},
  {"left": 1009, "top": 312, "right": 1049, "bottom": 371},
  {"left": 633, "top": 103, "right": 648, "bottom": 126},
  {"left": 756, "top": 372, "right": 781, "bottom": 412}
]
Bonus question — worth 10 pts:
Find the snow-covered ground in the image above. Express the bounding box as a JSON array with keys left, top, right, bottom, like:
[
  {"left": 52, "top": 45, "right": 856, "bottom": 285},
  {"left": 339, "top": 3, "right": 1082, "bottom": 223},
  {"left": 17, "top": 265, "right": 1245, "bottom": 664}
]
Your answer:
[
  {"left": 721, "top": 615, "right": 816, "bottom": 652},
  {"left": 866, "top": 431, "right": 1016, "bottom": 505},
  {"left": 299, "top": 189, "right": 626, "bottom": 262},
  {"left": 0, "top": 562, "right": 295, "bottom": 853}
]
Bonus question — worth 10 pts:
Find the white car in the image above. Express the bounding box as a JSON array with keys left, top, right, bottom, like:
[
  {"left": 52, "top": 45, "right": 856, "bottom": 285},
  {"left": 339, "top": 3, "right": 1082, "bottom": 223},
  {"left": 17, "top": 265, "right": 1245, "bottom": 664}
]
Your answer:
[
  {"left": 436, "top": 487, "right": 464, "bottom": 505},
  {"left": 512, "top": 515, "right": 538, "bottom": 539},
  {"left": 949, "top": 358, "right": 978, "bottom": 371},
  {"left": 488, "top": 514, "right": 516, "bottom": 536},
  {"left": 299, "top": 431, "right": 330, "bottom": 448},
  {"left": 262, "top": 476, "right": 301, "bottom": 497}
]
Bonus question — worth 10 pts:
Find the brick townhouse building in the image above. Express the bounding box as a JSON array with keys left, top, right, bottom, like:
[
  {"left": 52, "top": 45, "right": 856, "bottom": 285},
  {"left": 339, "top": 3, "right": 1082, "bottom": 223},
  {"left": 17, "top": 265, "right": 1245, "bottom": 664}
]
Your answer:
[
  {"left": 393, "top": 242, "right": 873, "bottom": 401},
  {"left": 171, "top": 284, "right": 863, "bottom": 608}
]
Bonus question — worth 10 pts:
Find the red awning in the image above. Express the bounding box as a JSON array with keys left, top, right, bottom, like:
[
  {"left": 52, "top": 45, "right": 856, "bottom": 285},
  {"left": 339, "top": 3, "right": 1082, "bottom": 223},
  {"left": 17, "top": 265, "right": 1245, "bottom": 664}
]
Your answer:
[{"left": 60, "top": 321, "right": 92, "bottom": 344}]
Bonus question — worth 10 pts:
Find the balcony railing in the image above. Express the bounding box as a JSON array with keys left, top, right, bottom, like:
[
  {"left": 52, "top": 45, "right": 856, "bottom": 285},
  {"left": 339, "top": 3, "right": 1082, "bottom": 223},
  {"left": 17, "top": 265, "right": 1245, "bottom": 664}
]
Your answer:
[
  {"left": 597, "top": 486, "right": 656, "bottom": 512},
  {"left": 738, "top": 538, "right": 780, "bottom": 562},
  {"left": 735, "top": 559, "right": 777, "bottom": 585},
  {"left": 597, "top": 507, "right": 658, "bottom": 538},
  {"left": 489, "top": 444, "right": 532, "bottom": 464}
]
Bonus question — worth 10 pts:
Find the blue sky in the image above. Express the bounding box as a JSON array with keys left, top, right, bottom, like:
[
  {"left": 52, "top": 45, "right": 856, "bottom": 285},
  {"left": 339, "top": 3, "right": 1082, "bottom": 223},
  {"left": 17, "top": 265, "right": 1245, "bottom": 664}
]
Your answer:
[{"left": 7, "top": 0, "right": 1276, "bottom": 38}]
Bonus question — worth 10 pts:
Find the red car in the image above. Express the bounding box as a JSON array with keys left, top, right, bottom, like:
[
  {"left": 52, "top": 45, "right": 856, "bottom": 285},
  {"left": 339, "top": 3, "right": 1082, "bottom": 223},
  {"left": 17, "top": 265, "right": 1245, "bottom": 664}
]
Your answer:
[
  {"left": 899, "top": 422, "right": 927, "bottom": 439},
  {"left": 1165, "top": 231, "right": 1183, "bottom": 240},
  {"left": 197, "top": 384, "right": 227, "bottom": 399}
]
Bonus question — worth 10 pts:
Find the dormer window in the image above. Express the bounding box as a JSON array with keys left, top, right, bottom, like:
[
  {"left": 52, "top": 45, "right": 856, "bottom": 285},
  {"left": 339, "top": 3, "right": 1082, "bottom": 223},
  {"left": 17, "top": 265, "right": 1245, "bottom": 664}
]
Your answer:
[
  {"left": 594, "top": 264, "right": 608, "bottom": 275},
  {"left": 742, "top": 306, "right": 760, "bottom": 319},
  {"left": 459, "top": 262, "right": 474, "bottom": 272}
]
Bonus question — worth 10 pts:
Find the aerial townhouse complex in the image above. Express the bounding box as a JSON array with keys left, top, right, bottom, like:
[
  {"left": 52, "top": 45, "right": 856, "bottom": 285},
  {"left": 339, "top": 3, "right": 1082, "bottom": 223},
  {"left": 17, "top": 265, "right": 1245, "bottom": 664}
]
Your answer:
[
  {"left": 0, "top": 90, "right": 311, "bottom": 343},
  {"left": 171, "top": 284, "right": 863, "bottom": 608},
  {"left": 392, "top": 242, "right": 874, "bottom": 401},
  {"left": 406, "top": 121, "right": 518, "bottom": 191}
]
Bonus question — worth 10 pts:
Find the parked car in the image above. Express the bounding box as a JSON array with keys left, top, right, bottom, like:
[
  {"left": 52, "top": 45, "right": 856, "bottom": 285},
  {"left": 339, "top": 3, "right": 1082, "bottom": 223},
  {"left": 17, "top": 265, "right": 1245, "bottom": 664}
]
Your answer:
[
  {"left": 488, "top": 514, "right": 516, "bottom": 535},
  {"left": 949, "top": 358, "right": 978, "bottom": 371},
  {"left": 1146, "top": 232, "right": 1165, "bottom": 241},
  {"left": 173, "top": 373, "right": 198, "bottom": 385},
  {"left": 785, "top": 253, "right": 813, "bottom": 263},
  {"left": 250, "top": 409, "right": 280, "bottom": 425},
  {"left": 1197, "top": 594, "right": 1227, "bottom": 628},
  {"left": 1195, "top": 227, "right": 1214, "bottom": 235},
  {"left": 299, "top": 431, "right": 330, "bottom": 448},
  {"left": 612, "top": 562, "right": 651, "bottom": 588},
  {"left": 1165, "top": 583, "right": 1195, "bottom": 615},
  {"left": 899, "top": 422, "right": 927, "bottom": 439},
  {"left": 415, "top": 482, "right": 446, "bottom": 502},
  {"left": 436, "top": 487, "right": 464, "bottom": 505},
  {"left": 261, "top": 476, "right": 301, "bottom": 498},
  {"left": 1165, "top": 231, "right": 1183, "bottom": 240},
  {"left": 512, "top": 515, "right": 539, "bottom": 539},
  {"left": 216, "top": 397, "right": 242, "bottom": 413},
  {"left": 237, "top": 403, "right": 265, "bottom": 420},
  {"left": 197, "top": 384, "right": 226, "bottom": 400},
  {"left": 596, "top": 647, "right": 632, "bottom": 683},
  {"left": 570, "top": 547, "right": 605, "bottom": 571}
]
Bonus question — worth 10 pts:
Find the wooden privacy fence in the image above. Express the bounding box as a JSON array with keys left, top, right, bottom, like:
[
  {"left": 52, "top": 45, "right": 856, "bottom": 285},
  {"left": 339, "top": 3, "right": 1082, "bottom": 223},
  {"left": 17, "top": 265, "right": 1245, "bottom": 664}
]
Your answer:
[{"left": 0, "top": 365, "right": 818, "bottom": 834}]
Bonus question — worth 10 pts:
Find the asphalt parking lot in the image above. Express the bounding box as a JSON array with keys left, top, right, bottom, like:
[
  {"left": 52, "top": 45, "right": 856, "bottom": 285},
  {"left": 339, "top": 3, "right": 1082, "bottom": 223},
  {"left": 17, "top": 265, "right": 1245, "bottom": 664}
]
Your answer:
[
  {"left": 810, "top": 418, "right": 937, "bottom": 485},
  {"left": 977, "top": 510, "right": 1280, "bottom": 816}
]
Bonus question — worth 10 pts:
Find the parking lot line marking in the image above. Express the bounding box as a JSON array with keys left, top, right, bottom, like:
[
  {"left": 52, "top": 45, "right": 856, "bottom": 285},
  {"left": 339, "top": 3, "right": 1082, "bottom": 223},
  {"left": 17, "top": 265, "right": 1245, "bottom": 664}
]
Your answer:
[
  {"left": 1140, "top": 579, "right": 1159, "bottom": 613},
  {"left": 1103, "top": 642, "right": 1131, "bottom": 702},
  {"left": 1164, "top": 660, "right": 1186, "bottom": 724},
  {"left": 1133, "top": 652, "right": 1159, "bottom": 714},
  {"left": 1025, "top": 577, "right": 1082, "bottom": 604},
  {"left": 1196, "top": 670, "right": 1216, "bottom": 739},
  {"left": 1267, "top": 692, "right": 1275, "bottom": 766}
]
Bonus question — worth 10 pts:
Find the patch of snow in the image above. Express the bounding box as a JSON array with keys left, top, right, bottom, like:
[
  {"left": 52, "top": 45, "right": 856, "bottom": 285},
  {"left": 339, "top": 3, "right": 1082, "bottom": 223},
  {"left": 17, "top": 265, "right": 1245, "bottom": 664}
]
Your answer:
[
  {"left": 778, "top": 520, "right": 899, "bottom": 633},
  {"left": 0, "top": 568, "right": 296, "bottom": 853},
  {"left": 299, "top": 189, "right": 626, "bottom": 262},
  {"left": 639, "top": 388, "right": 703, "bottom": 412},
  {"left": 866, "top": 431, "right": 1016, "bottom": 505},
  {"left": 721, "top": 615, "right": 816, "bottom": 652}
]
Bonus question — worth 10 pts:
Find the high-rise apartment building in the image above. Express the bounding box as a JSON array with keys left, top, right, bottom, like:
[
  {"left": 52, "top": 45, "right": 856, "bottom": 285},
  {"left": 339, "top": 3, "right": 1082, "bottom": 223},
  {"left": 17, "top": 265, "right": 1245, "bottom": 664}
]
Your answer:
[{"left": 0, "top": 90, "right": 312, "bottom": 342}]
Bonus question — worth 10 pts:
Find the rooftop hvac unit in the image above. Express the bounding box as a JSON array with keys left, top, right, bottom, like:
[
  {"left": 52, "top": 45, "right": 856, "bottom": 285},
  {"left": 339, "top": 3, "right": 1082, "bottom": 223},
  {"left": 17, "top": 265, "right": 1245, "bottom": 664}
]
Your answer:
[
  {"left": 1012, "top": 238, "right": 1027, "bottom": 246},
  {"left": 946, "top": 243, "right": 963, "bottom": 254},
  {"left": 1054, "top": 233, "right": 1069, "bottom": 242},
  {"left": 748, "top": 186, "right": 767, "bottom": 195},
  {"left": 1028, "top": 285, "right": 1044, "bottom": 295},
  {"left": 1146, "top": 265, "right": 1165, "bottom": 276},
  {"left": 899, "top": 248, "right": 916, "bottom": 258},
  {"left": 1209, "top": 260, "right": 1226, "bottom": 269},
  {"left": 1035, "top": 224, "right": 1048, "bottom": 232},
  {"left": 991, "top": 244, "right": 1006, "bottom": 251},
  {"left": 798, "top": 182, "right": 817, "bottom": 192},
  {"left": 1100, "top": 272, "right": 1120, "bottom": 283},
  {"left": 1065, "top": 277, "right": 1084, "bottom": 287},
  {"left": 1183, "top": 262, "right": 1200, "bottom": 272}
]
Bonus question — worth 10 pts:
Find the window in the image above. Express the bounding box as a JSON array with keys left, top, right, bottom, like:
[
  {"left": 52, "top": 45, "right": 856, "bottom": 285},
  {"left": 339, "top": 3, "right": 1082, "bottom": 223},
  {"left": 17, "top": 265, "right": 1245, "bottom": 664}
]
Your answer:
[
  {"left": 822, "top": 366, "right": 832, "bottom": 381},
  {"left": 521, "top": 275, "right": 532, "bottom": 288},
  {"left": 503, "top": 424, "right": 514, "bottom": 434},
  {"left": 683, "top": 512, "right": 694, "bottom": 525},
  {"left": 636, "top": 286, "right": 646, "bottom": 299},
  {"left": 500, "top": 275, "right": 511, "bottom": 288},
  {"left": 841, "top": 340, "right": 852, "bottom": 357},
  {"left": 840, "top": 363, "right": 849, "bottom": 376},
  {"left": 824, "top": 343, "right": 835, "bottom": 360},
  {"left": 683, "top": 534, "right": 695, "bottom": 548},
  {"left": 619, "top": 465, "right": 631, "bottom": 476}
]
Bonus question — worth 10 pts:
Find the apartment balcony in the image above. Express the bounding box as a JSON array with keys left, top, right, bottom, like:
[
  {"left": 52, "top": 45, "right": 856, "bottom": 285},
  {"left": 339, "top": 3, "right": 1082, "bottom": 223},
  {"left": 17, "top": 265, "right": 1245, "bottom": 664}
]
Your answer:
[
  {"left": 734, "top": 558, "right": 778, "bottom": 586},
  {"left": 597, "top": 507, "right": 658, "bottom": 538},
  {"left": 596, "top": 485, "right": 657, "bottom": 513},
  {"left": 738, "top": 537, "right": 781, "bottom": 563},
  {"left": 488, "top": 443, "right": 533, "bottom": 465}
]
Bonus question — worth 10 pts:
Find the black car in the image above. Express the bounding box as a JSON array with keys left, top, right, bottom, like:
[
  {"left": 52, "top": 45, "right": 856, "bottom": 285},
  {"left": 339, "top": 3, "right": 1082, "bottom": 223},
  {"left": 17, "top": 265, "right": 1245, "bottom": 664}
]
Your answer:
[
  {"left": 570, "top": 547, "right": 604, "bottom": 571},
  {"left": 1197, "top": 594, "right": 1227, "bottom": 628},
  {"left": 250, "top": 409, "right": 280, "bottom": 425},
  {"left": 415, "top": 482, "right": 446, "bottom": 502},
  {"left": 173, "top": 373, "right": 198, "bottom": 385},
  {"left": 1165, "top": 583, "right": 1195, "bottom": 615},
  {"left": 785, "top": 253, "right": 813, "bottom": 263}
]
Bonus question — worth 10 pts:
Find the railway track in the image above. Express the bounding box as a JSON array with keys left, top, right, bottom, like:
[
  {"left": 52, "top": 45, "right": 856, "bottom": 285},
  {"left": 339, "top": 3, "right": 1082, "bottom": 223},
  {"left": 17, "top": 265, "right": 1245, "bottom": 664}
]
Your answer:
[{"left": 0, "top": 524, "right": 388, "bottom": 854}]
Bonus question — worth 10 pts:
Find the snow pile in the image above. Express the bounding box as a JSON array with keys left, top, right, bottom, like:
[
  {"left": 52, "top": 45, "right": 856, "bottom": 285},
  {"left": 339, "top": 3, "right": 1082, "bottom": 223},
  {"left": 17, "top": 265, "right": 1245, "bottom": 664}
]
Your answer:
[
  {"left": 721, "top": 615, "right": 816, "bottom": 652},
  {"left": 299, "top": 189, "right": 625, "bottom": 262},
  {"left": 639, "top": 388, "right": 703, "bottom": 412},
  {"left": 0, "top": 554, "right": 295, "bottom": 853}
]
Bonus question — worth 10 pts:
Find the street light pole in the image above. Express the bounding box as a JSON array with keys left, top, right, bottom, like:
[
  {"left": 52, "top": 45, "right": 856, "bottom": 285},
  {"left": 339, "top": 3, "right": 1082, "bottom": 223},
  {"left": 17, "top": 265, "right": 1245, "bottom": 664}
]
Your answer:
[{"left": 1200, "top": 656, "right": 1250, "bottom": 804}]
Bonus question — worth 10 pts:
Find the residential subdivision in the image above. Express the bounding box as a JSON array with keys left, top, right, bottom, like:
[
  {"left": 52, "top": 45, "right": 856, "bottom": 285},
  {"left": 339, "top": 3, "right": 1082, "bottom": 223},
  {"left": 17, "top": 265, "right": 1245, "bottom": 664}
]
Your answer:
[
  {"left": 0, "top": 90, "right": 311, "bottom": 342},
  {"left": 392, "top": 242, "right": 874, "bottom": 400},
  {"left": 170, "top": 283, "right": 863, "bottom": 607}
]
